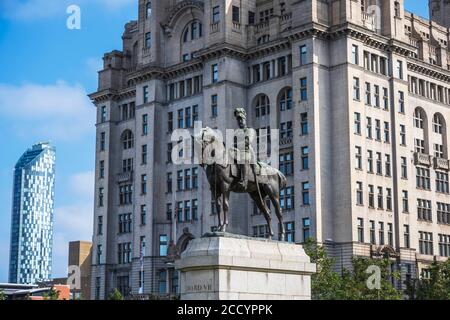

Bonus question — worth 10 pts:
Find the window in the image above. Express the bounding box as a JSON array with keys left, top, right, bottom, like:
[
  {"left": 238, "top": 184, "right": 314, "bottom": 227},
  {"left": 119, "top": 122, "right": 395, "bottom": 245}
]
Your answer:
[
  {"left": 300, "top": 45, "right": 307, "bottom": 65},
  {"left": 145, "top": 32, "right": 151, "bottom": 49},
  {"left": 184, "top": 169, "right": 191, "bottom": 190},
  {"left": 370, "top": 221, "right": 376, "bottom": 244},
  {"left": 379, "top": 222, "right": 385, "bottom": 245},
  {"left": 97, "top": 245, "right": 102, "bottom": 264},
  {"left": 253, "top": 225, "right": 270, "bottom": 238},
  {"left": 100, "top": 132, "right": 106, "bottom": 151},
  {"left": 367, "top": 150, "right": 373, "bottom": 173},
  {"left": 383, "top": 88, "right": 389, "bottom": 110},
  {"left": 141, "top": 205, "right": 147, "bottom": 225},
  {"left": 166, "top": 203, "right": 173, "bottom": 221},
  {"left": 192, "top": 199, "right": 198, "bottom": 220},
  {"left": 301, "top": 113, "right": 309, "bottom": 135},
  {"left": 357, "top": 218, "right": 364, "bottom": 243},
  {"left": 302, "top": 218, "right": 311, "bottom": 242},
  {"left": 401, "top": 157, "right": 407, "bottom": 179},
  {"left": 280, "top": 186, "right": 294, "bottom": 210},
  {"left": 353, "top": 77, "right": 360, "bottom": 100},
  {"left": 436, "top": 171, "right": 449, "bottom": 194},
  {"left": 177, "top": 109, "right": 184, "bottom": 129},
  {"left": 142, "top": 145, "right": 148, "bottom": 165},
  {"left": 384, "top": 122, "right": 390, "bottom": 143},
  {"left": 248, "top": 11, "right": 255, "bottom": 25},
  {"left": 434, "top": 144, "right": 444, "bottom": 159},
  {"left": 354, "top": 112, "right": 361, "bottom": 134},
  {"left": 375, "top": 120, "right": 381, "bottom": 140},
  {"left": 399, "top": 125, "right": 406, "bottom": 146},
  {"left": 177, "top": 170, "right": 183, "bottom": 191},
  {"left": 185, "top": 107, "right": 191, "bottom": 128},
  {"left": 122, "top": 158, "right": 133, "bottom": 173},
  {"left": 302, "top": 182, "right": 310, "bottom": 205},
  {"left": 355, "top": 146, "right": 362, "bottom": 170},
  {"left": 168, "top": 112, "right": 173, "bottom": 132},
  {"left": 437, "top": 202, "right": 450, "bottom": 225},
  {"left": 417, "top": 199, "right": 432, "bottom": 221},
  {"left": 279, "top": 88, "right": 293, "bottom": 111},
  {"left": 385, "top": 154, "right": 391, "bottom": 177},
  {"left": 433, "top": 114, "right": 444, "bottom": 134},
  {"left": 394, "top": 1, "right": 400, "bottom": 18},
  {"left": 100, "top": 106, "right": 107, "bottom": 123},
  {"left": 413, "top": 108, "right": 425, "bottom": 129},
  {"left": 255, "top": 94, "right": 270, "bottom": 117},
  {"left": 388, "top": 223, "right": 393, "bottom": 246},
  {"left": 365, "top": 82, "right": 371, "bottom": 105},
  {"left": 159, "top": 235, "right": 168, "bottom": 256},
  {"left": 386, "top": 188, "right": 392, "bottom": 211},
  {"left": 158, "top": 270, "right": 167, "bottom": 294},
  {"left": 404, "top": 225, "right": 410, "bottom": 248},
  {"left": 396, "top": 60, "right": 403, "bottom": 79},
  {"left": 141, "top": 174, "right": 147, "bottom": 195},
  {"left": 212, "top": 6, "right": 220, "bottom": 23},
  {"left": 352, "top": 45, "right": 359, "bottom": 65},
  {"left": 192, "top": 167, "right": 199, "bottom": 189},
  {"left": 184, "top": 200, "right": 191, "bottom": 221},
  {"left": 402, "top": 190, "right": 409, "bottom": 213},
  {"left": 232, "top": 6, "right": 240, "bottom": 23},
  {"left": 374, "top": 85, "right": 380, "bottom": 108},
  {"left": 99, "top": 160, "right": 105, "bottom": 179},
  {"left": 284, "top": 222, "right": 295, "bottom": 243},
  {"left": 377, "top": 186, "right": 383, "bottom": 209},
  {"left": 419, "top": 231, "right": 433, "bottom": 255},
  {"left": 118, "top": 242, "right": 132, "bottom": 264},
  {"left": 368, "top": 185, "right": 375, "bottom": 208},
  {"left": 97, "top": 216, "right": 103, "bottom": 235},
  {"left": 300, "top": 78, "right": 307, "bottom": 101},
  {"left": 118, "top": 213, "right": 132, "bottom": 233},
  {"left": 122, "top": 130, "right": 134, "bottom": 149},
  {"left": 376, "top": 152, "right": 382, "bottom": 175},
  {"left": 398, "top": 91, "right": 405, "bottom": 113},
  {"left": 211, "top": 94, "right": 218, "bottom": 118},
  {"left": 119, "top": 184, "right": 133, "bottom": 205},
  {"left": 142, "top": 114, "right": 148, "bottom": 135},
  {"left": 98, "top": 188, "right": 104, "bottom": 207},
  {"left": 301, "top": 147, "right": 309, "bottom": 170},
  {"left": 416, "top": 167, "right": 431, "bottom": 190},
  {"left": 366, "top": 117, "right": 372, "bottom": 139},
  {"left": 146, "top": 2, "right": 152, "bottom": 18},
  {"left": 356, "top": 181, "right": 363, "bottom": 205},
  {"left": 439, "top": 234, "right": 450, "bottom": 257},
  {"left": 280, "top": 121, "right": 293, "bottom": 139},
  {"left": 212, "top": 64, "right": 218, "bottom": 83},
  {"left": 279, "top": 152, "right": 294, "bottom": 175}
]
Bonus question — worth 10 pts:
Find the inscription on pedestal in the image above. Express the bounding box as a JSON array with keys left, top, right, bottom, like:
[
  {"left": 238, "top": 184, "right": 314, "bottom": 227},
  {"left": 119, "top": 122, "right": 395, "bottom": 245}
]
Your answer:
[{"left": 185, "top": 279, "right": 213, "bottom": 293}]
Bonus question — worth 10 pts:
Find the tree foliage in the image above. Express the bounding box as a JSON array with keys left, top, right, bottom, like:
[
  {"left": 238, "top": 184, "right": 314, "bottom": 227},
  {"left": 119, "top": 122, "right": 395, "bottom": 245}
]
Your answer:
[
  {"left": 303, "top": 239, "right": 401, "bottom": 300},
  {"left": 43, "top": 288, "right": 60, "bottom": 300},
  {"left": 0, "top": 290, "right": 6, "bottom": 301},
  {"left": 405, "top": 260, "right": 450, "bottom": 300},
  {"left": 108, "top": 288, "right": 124, "bottom": 300}
]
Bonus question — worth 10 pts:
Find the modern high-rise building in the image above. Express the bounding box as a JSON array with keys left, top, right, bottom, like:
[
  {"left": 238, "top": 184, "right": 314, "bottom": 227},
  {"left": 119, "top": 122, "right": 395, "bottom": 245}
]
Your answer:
[
  {"left": 89, "top": 0, "right": 450, "bottom": 299},
  {"left": 8, "top": 142, "right": 56, "bottom": 284}
]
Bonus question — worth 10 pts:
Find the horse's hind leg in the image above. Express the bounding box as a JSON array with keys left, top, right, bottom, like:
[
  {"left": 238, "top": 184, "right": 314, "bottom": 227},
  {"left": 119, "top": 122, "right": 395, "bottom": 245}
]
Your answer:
[
  {"left": 221, "top": 191, "right": 230, "bottom": 232},
  {"left": 269, "top": 192, "right": 284, "bottom": 241},
  {"left": 250, "top": 192, "right": 273, "bottom": 238},
  {"left": 214, "top": 193, "right": 223, "bottom": 231}
]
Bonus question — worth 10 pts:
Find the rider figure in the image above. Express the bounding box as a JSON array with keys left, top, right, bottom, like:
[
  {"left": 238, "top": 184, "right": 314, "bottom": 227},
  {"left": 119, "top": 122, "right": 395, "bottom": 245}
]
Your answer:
[{"left": 234, "top": 108, "right": 256, "bottom": 190}]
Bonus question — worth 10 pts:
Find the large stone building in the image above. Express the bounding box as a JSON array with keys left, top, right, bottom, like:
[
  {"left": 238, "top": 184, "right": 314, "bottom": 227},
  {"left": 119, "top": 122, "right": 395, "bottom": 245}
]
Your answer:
[{"left": 89, "top": 0, "right": 450, "bottom": 299}]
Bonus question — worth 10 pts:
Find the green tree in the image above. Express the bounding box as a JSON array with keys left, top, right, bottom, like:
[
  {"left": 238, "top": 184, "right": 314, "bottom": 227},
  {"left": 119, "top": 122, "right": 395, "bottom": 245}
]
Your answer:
[
  {"left": 406, "top": 260, "right": 450, "bottom": 300},
  {"left": 108, "top": 288, "right": 124, "bottom": 300},
  {"left": 0, "top": 290, "right": 6, "bottom": 301},
  {"left": 43, "top": 288, "right": 60, "bottom": 300},
  {"left": 304, "top": 239, "right": 401, "bottom": 300}
]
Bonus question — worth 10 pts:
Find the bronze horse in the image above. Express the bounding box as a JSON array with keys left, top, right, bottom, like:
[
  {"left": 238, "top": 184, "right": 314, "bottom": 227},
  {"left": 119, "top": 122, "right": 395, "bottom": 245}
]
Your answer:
[{"left": 194, "top": 127, "right": 287, "bottom": 240}]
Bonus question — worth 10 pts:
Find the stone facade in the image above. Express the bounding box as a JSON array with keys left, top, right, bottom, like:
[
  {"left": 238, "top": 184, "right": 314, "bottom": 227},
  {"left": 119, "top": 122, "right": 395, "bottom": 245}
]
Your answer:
[{"left": 89, "top": 0, "right": 450, "bottom": 299}]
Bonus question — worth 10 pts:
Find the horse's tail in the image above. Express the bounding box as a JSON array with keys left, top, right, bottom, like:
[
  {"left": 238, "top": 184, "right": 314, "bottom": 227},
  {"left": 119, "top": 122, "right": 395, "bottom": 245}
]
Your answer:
[{"left": 277, "top": 170, "right": 287, "bottom": 189}]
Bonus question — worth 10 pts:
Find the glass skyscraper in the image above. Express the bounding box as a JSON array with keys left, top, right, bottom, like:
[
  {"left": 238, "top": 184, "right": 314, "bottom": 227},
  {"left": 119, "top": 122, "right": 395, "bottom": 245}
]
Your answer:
[{"left": 8, "top": 142, "right": 56, "bottom": 284}]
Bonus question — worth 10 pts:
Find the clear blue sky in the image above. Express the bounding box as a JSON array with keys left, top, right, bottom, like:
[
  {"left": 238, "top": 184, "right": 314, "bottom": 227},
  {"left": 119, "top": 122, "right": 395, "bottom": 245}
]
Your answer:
[{"left": 0, "top": 0, "right": 428, "bottom": 281}]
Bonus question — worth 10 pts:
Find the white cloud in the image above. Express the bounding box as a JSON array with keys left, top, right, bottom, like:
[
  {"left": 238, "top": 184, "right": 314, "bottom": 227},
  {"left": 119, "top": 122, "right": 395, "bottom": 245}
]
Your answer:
[
  {"left": 0, "top": 81, "right": 95, "bottom": 141},
  {"left": 68, "top": 171, "right": 95, "bottom": 200},
  {"left": 1, "top": 0, "right": 135, "bottom": 21}
]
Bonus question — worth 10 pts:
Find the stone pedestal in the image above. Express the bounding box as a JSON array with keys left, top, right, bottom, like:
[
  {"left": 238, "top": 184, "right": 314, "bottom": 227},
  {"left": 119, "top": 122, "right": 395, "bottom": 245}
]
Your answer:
[{"left": 175, "top": 232, "right": 316, "bottom": 300}]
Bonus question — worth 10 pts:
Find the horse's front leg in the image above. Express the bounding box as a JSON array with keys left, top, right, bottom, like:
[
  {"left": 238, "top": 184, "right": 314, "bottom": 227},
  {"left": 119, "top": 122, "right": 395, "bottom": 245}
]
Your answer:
[
  {"left": 221, "top": 191, "right": 230, "bottom": 232},
  {"left": 214, "top": 193, "right": 223, "bottom": 231}
]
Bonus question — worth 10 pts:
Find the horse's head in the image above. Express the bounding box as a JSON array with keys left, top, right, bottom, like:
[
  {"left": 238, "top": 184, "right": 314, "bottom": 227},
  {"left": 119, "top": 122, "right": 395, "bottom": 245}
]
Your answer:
[{"left": 193, "top": 127, "right": 218, "bottom": 148}]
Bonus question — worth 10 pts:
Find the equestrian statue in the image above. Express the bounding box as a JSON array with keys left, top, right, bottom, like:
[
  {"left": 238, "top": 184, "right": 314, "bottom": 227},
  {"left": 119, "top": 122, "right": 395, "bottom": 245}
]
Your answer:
[{"left": 193, "top": 108, "right": 287, "bottom": 240}]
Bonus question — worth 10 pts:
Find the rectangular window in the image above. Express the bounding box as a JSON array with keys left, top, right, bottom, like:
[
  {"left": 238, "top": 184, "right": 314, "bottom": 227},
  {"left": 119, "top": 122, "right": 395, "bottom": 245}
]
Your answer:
[
  {"left": 368, "top": 185, "right": 375, "bottom": 208},
  {"left": 177, "top": 109, "right": 184, "bottom": 129},
  {"left": 280, "top": 186, "right": 294, "bottom": 210},
  {"left": 385, "top": 154, "right": 391, "bottom": 177},
  {"left": 142, "top": 114, "right": 148, "bottom": 135},
  {"left": 366, "top": 117, "right": 372, "bottom": 139},
  {"left": 301, "top": 113, "right": 309, "bottom": 135},
  {"left": 402, "top": 190, "right": 409, "bottom": 213},
  {"left": 365, "top": 82, "right": 371, "bottom": 105},
  {"left": 376, "top": 152, "right": 382, "bottom": 175},
  {"left": 141, "top": 205, "right": 147, "bottom": 225},
  {"left": 232, "top": 6, "right": 240, "bottom": 23},
  {"left": 398, "top": 91, "right": 405, "bottom": 113},
  {"left": 119, "top": 185, "right": 133, "bottom": 205},
  {"left": 211, "top": 94, "right": 218, "bottom": 118},
  {"left": 353, "top": 77, "right": 360, "bottom": 100},
  {"left": 159, "top": 235, "right": 168, "bottom": 256},
  {"left": 419, "top": 231, "right": 433, "bottom": 255},
  {"left": 375, "top": 119, "right": 381, "bottom": 141},
  {"left": 97, "top": 216, "right": 103, "bottom": 235},
  {"left": 301, "top": 147, "right": 309, "bottom": 171},
  {"left": 388, "top": 223, "right": 393, "bottom": 246},
  {"left": 192, "top": 199, "right": 198, "bottom": 220},
  {"left": 374, "top": 85, "right": 380, "bottom": 108},
  {"left": 354, "top": 112, "right": 361, "bottom": 134},
  {"left": 192, "top": 167, "right": 199, "bottom": 189},
  {"left": 401, "top": 157, "right": 407, "bottom": 179},
  {"left": 100, "top": 106, "right": 107, "bottom": 123},
  {"left": 352, "top": 45, "right": 359, "bottom": 65},
  {"left": 386, "top": 188, "right": 392, "bottom": 211},
  {"left": 248, "top": 11, "right": 255, "bottom": 25},
  {"left": 280, "top": 121, "right": 293, "bottom": 139},
  {"left": 417, "top": 199, "right": 432, "bottom": 221},
  {"left": 436, "top": 171, "right": 449, "bottom": 194},
  {"left": 141, "top": 174, "right": 147, "bottom": 195},
  {"left": 300, "top": 45, "right": 307, "bottom": 65},
  {"left": 300, "top": 78, "right": 307, "bottom": 101},
  {"left": 415, "top": 139, "right": 425, "bottom": 154},
  {"left": 99, "top": 188, "right": 104, "bottom": 207},
  {"left": 377, "top": 186, "right": 383, "bottom": 209},
  {"left": 437, "top": 202, "right": 450, "bottom": 225},
  {"left": 166, "top": 203, "right": 172, "bottom": 221},
  {"left": 100, "top": 132, "right": 106, "bottom": 151},
  {"left": 184, "top": 169, "right": 191, "bottom": 190},
  {"left": 302, "top": 218, "right": 310, "bottom": 242},
  {"left": 118, "top": 214, "right": 132, "bottom": 233},
  {"left": 212, "top": 6, "right": 220, "bottom": 23},
  {"left": 302, "top": 182, "right": 310, "bottom": 205},
  {"left": 280, "top": 152, "right": 294, "bottom": 175},
  {"left": 177, "top": 170, "right": 183, "bottom": 191},
  {"left": 367, "top": 150, "right": 373, "bottom": 173},
  {"left": 357, "top": 218, "right": 364, "bottom": 243},
  {"left": 355, "top": 146, "right": 362, "bottom": 170},
  {"left": 143, "top": 86, "right": 149, "bottom": 104},
  {"left": 396, "top": 60, "right": 403, "bottom": 79},
  {"left": 384, "top": 122, "right": 390, "bottom": 143},
  {"left": 370, "top": 221, "right": 376, "bottom": 244},
  {"left": 379, "top": 222, "right": 385, "bottom": 245},
  {"left": 142, "top": 144, "right": 148, "bottom": 165},
  {"left": 400, "top": 125, "right": 406, "bottom": 145},
  {"left": 168, "top": 112, "right": 173, "bottom": 132},
  {"left": 416, "top": 167, "right": 431, "bottom": 190},
  {"left": 99, "top": 160, "right": 105, "bottom": 179},
  {"left": 212, "top": 64, "right": 219, "bottom": 83},
  {"left": 383, "top": 87, "right": 389, "bottom": 110},
  {"left": 434, "top": 144, "right": 444, "bottom": 159},
  {"left": 285, "top": 222, "right": 295, "bottom": 243},
  {"left": 404, "top": 225, "right": 410, "bottom": 248},
  {"left": 438, "top": 234, "right": 450, "bottom": 257},
  {"left": 97, "top": 245, "right": 102, "bottom": 264},
  {"left": 166, "top": 173, "right": 172, "bottom": 193},
  {"left": 356, "top": 181, "right": 363, "bottom": 205},
  {"left": 145, "top": 32, "right": 151, "bottom": 48}
]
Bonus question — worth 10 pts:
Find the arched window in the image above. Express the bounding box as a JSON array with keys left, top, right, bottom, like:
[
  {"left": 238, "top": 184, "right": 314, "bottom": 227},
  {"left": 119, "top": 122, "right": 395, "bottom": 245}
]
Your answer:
[
  {"left": 146, "top": 2, "right": 152, "bottom": 19},
  {"left": 183, "top": 20, "right": 203, "bottom": 43},
  {"left": 433, "top": 113, "right": 445, "bottom": 134},
  {"left": 278, "top": 87, "right": 293, "bottom": 111},
  {"left": 413, "top": 108, "right": 425, "bottom": 129},
  {"left": 254, "top": 94, "right": 270, "bottom": 118},
  {"left": 122, "top": 130, "right": 134, "bottom": 150}
]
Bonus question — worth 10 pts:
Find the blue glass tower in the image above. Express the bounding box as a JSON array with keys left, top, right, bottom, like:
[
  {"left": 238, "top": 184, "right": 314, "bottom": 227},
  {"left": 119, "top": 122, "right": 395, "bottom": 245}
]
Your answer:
[{"left": 8, "top": 142, "right": 56, "bottom": 284}]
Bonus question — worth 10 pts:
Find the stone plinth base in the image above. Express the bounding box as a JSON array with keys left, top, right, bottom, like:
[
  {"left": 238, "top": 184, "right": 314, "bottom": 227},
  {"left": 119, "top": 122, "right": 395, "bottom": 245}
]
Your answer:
[{"left": 175, "top": 232, "right": 316, "bottom": 300}]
